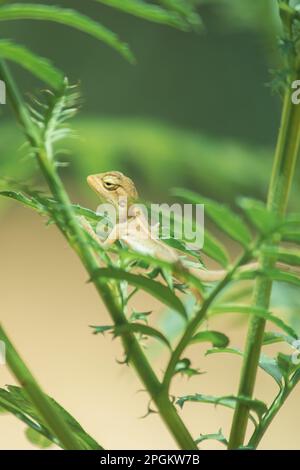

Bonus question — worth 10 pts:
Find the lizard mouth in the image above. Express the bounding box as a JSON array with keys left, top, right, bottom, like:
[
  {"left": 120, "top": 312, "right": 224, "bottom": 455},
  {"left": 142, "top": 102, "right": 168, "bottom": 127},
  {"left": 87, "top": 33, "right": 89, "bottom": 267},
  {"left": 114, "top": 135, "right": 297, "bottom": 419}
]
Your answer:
[
  {"left": 86, "top": 175, "right": 98, "bottom": 191},
  {"left": 86, "top": 174, "right": 97, "bottom": 187}
]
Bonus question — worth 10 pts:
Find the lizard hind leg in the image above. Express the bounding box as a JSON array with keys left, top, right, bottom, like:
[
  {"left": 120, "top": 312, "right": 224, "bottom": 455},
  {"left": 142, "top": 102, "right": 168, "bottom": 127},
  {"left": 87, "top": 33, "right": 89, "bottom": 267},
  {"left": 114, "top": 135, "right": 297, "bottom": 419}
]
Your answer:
[{"left": 173, "top": 261, "right": 204, "bottom": 303}]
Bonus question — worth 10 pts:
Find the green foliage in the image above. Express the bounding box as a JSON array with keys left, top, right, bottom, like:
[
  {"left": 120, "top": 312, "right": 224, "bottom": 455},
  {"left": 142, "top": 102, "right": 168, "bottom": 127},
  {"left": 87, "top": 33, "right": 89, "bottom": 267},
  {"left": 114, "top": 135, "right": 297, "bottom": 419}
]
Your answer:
[
  {"left": 92, "top": 322, "right": 171, "bottom": 350},
  {"left": 237, "top": 198, "right": 279, "bottom": 235},
  {"left": 176, "top": 393, "right": 268, "bottom": 422},
  {"left": 261, "top": 246, "right": 300, "bottom": 267},
  {"left": 190, "top": 330, "right": 229, "bottom": 348},
  {"left": 2, "top": 82, "right": 300, "bottom": 445},
  {"left": 263, "top": 331, "right": 295, "bottom": 346},
  {"left": 0, "top": 0, "right": 202, "bottom": 88},
  {"left": 0, "top": 3, "right": 133, "bottom": 63},
  {"left": 206, "top": 348, "right": 284, "bottom": 388},
  {"left": 1, "top": 1, "right": 300, "bottom": 450},
  {"left": 90, "top": 267, "right": 188, "bottom": 320},
  {"left": 195, "top": 429, "right": 228, "bottom": 447},
  {"left": 173, "top": 188, "right": 252, "bottom": 247},
  {"left": 0, "top": 39, "right": 63, "bottom": 89},
  {"left": 159, "top": 0, "right": 203, "bottom": 30},
  {"left": 238, "top": 268, "right": 300, "bottom": 289},
  {"left": 209, "top": 304, "right": 298, "bottom": 339},
  {"left": 94, "top": 0, "right": 202, "bottom": 31},
  {"left": 174, "top": 358, "right": 201, "bottom": 377}
]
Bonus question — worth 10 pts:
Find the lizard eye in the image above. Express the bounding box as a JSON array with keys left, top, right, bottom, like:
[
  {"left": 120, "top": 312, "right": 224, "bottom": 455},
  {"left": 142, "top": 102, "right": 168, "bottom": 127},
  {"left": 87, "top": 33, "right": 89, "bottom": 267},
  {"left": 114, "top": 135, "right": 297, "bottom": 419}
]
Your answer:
[{"left": 103, "top": 181, "right": 118, "bottom": 191}]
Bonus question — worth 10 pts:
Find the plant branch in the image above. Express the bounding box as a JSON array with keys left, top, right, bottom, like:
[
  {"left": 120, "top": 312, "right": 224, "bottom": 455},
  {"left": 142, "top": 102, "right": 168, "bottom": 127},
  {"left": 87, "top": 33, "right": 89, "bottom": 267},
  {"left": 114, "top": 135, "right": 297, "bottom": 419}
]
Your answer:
[{"left": 248, "top": 369, "right": 300, "bottom": 448}]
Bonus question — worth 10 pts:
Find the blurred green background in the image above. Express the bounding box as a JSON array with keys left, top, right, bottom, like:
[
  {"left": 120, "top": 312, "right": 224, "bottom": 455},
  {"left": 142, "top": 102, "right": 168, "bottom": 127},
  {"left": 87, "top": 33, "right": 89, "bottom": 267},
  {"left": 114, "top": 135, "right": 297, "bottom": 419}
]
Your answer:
[{"left": 2, "top": 0, "right": 299, "bottom": 206}]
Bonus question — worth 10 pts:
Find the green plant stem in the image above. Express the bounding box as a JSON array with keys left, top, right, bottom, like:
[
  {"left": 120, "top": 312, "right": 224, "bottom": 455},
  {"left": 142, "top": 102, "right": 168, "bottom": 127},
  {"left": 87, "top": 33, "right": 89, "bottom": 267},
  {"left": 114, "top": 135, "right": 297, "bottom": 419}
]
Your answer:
[
  {"left": 0, "top": 60, "right": 197, "bottom": 450},
  {"left": 0, "top": 324, "right": 85, "bottom": 449},
  {"left": 162, "top": 250, "right": 251, "bottom": 393},
  {"left": 228, "top": 86, "right": 300, "bottom": 449},
  {"left": 248, "top": 369, "right": 300, "bottom": 448}
]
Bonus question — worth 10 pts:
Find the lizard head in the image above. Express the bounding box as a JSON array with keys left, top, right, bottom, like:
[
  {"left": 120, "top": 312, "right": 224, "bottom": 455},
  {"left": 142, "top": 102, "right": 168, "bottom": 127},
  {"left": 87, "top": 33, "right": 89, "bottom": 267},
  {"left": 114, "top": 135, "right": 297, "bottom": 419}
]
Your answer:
[{"left": 87, "top": 171, "right": 139, "bottom": 207}]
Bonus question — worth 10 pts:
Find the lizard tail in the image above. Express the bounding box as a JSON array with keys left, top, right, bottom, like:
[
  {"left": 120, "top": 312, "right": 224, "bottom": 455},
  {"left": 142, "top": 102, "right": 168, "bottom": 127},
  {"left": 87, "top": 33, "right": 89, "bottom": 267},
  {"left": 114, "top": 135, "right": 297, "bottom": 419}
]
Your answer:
[{"left": 189, "top": 261, "right": 299, "bottom": 283}]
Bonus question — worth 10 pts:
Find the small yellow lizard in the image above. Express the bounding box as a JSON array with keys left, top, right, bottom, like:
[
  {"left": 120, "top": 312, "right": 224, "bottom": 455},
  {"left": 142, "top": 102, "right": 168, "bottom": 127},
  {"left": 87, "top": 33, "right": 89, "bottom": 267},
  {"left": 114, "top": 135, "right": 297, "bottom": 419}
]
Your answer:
[
  {"left": 79, "top": 170, "right": 253, "bottom": 285},
  {"left": 80, "top": 171, "right": 297, "bottom": 292}
]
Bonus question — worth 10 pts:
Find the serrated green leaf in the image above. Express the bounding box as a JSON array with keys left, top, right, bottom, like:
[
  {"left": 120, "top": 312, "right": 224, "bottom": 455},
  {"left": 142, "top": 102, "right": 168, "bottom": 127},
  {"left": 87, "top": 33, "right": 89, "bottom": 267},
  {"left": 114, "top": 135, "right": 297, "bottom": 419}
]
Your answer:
[
  {"left": 195, "top": 429, "right": 228, "bottom": 447},
  {"left": 262, "top": 246, "right": 300, "bottom": 267},
  {"left": 0, "top": 190, "right": 49, "bottom": 214},
  {"left": 94, "top": 0, "right": 194, "bottom": 31},
  {"left": 117, "top": 248, "right": 205, "bottom": 293},
  {"left": 90, "top": 267, "right": 187, "bottom": 321},
  {"left": 268, "top": 269, "right": 300, "bottom": 287},
  {"left": 174, "top": 358, "right": 201, "bottom": 377},
  {"left": 206, "top": 347, "right": 283, "bottom": 387},
  {"left": 0, "top": 190, "right": 104, "bottom": 223},
  {"left": 203, "top": 230, "right": 229, "bottom": 267},
  {"left": 0, "top": 40, "right": 63, "bottom": 89},
  {"left": 263, "top": 331, "right": 295, "bottom": 346},
  {"left": 176, "top": 393, "right": 267, "bottom": 420},
  {"left": 0, "top": 386, "right": 102, "bottom": 450},
  {"left": 172, "top": 188, "right": 251, "bottom": 247},
  {"left": 91, "top": 325, "right": 113, "bottom": 334},
  {"left": 162, "top": 237, "right": 204, "bottom": 263},
  {"left": 25, "top": 427, "right": 53, "bottom": 449},
  {"left": 209, "top": 304, "right": 298, "bottom": 339},
  {"left": 114, "top": 323, "right": 172, "bottom": 350},
  {"left": 159, "top": 0, "right": 203, "bottom": 31},
  {"left": 174, "top": 358, "right": 191, "bottom": 372},
  {"left": 206, "top": 346, "right": 242, "bottom": 357},
  {"left": 237, "top": 268, "right": 300, "bottom": 289},
  {"left": 277, "top": 353, "right": 298, "bottom": 379},
  {"left": 130, "top": 310, "right": 152, "bottom": 323},
  {"left": 92, "top": 322, "right": 171, "bottom": 349},
  {"left": 0, "top": 4, "right": 134, "bottom": 62},
  {"left": 190, "top": 330, "right": 229, "bottom": 348},
  {"left": 259, "top": 353, "right": 283, "bottom": 386},
  {"left": 237, "top": 197, "right": 279, "bottom": 234}
]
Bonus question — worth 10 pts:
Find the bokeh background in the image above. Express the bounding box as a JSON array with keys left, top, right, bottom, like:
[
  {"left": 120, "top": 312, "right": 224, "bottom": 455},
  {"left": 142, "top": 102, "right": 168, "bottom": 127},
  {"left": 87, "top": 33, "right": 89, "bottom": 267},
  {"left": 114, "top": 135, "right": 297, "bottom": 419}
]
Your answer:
[{"left": 1, "top": 0, "right": 300, "bottom": 449}]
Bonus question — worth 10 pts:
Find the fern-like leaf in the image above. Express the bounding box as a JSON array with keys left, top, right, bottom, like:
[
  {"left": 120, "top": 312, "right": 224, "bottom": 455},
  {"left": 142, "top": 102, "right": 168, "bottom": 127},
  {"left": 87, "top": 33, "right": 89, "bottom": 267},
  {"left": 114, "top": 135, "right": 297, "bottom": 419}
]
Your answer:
[{"left": 27, "top": 80, "right": 80, "bottom": 160}]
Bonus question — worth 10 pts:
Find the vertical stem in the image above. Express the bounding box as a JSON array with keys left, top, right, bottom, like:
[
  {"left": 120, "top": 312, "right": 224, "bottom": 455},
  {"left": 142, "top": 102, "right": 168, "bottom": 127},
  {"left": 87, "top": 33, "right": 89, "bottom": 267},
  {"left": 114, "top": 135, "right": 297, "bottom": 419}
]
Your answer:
[
  {"left": 228, "top": 85, "right": 300, "bottom": 449},
  {"left": 0, "top": 325, "right": 85, "bottom": 449}
]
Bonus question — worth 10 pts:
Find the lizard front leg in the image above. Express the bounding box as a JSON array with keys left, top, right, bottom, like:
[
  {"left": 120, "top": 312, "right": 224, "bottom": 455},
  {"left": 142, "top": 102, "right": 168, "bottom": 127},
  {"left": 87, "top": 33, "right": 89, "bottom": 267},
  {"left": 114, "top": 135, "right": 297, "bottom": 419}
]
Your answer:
[{"left": 78, "top": 216, "right": 126, "bottom": 249}]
